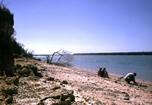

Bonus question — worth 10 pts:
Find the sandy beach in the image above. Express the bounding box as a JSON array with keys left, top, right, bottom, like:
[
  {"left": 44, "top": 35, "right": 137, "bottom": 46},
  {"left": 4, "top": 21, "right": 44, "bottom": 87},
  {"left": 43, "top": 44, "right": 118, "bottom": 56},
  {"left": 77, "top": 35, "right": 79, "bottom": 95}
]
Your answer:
[{"left": 0, "top": 57, "right": 152, "bottom": 105}]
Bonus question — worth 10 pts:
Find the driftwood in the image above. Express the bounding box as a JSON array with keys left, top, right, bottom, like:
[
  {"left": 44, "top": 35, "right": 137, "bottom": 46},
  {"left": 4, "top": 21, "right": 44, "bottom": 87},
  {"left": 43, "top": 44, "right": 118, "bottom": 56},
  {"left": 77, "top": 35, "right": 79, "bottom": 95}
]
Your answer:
[
  {"left": 114, "top": 76, "right": 124, "bottom": 83},
  {"left": 37, "top": 90, "right": 75, "bottom": 105}
]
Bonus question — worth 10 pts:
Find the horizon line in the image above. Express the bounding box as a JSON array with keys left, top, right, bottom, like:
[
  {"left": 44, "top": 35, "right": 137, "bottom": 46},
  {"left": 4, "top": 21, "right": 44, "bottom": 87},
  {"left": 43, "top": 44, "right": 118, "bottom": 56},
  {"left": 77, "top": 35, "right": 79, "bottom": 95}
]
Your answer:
[{"left": 33, "top": 51, "right": 152, "bottom": 55}]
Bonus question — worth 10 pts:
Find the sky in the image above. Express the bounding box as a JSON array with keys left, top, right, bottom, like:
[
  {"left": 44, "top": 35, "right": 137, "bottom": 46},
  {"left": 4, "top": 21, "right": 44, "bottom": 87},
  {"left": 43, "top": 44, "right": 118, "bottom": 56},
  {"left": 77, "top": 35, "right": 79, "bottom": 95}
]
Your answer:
[{"left": 3, "top": 0, "right": 152, "bottom": 54}]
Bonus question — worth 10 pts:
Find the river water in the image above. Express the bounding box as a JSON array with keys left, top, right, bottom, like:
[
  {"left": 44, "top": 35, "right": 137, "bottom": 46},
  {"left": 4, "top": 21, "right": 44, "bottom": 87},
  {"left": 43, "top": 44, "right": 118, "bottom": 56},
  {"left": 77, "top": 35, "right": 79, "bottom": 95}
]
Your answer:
[
  {"left": 71, "top": 55, "right": 152, "bottom": 81},
  {"left": 35, "top": 55, "right": 152, "bottom": 81}
]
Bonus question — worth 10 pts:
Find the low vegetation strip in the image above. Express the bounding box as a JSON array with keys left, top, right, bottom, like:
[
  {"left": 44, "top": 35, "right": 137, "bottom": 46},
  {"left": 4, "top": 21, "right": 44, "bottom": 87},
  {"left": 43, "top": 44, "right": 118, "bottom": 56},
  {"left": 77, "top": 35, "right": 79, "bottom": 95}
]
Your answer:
[{"left": 74, "top": 52, "right": 152, "bottom": 55}]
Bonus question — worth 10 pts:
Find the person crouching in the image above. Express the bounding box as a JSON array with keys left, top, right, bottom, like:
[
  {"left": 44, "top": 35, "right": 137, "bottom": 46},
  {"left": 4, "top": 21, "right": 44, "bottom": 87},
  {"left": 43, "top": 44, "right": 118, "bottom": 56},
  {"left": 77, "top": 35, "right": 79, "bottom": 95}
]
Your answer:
[{"left": 124, "top": 73, "right": 137, "bottom": 85}]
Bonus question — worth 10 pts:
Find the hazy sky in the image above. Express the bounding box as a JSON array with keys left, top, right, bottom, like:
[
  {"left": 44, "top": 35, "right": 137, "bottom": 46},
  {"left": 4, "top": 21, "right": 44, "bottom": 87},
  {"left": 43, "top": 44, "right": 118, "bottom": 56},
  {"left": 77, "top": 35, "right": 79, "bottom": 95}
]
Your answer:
[{"left": 4, "top": 0, "right": 152, "bottom": 54}]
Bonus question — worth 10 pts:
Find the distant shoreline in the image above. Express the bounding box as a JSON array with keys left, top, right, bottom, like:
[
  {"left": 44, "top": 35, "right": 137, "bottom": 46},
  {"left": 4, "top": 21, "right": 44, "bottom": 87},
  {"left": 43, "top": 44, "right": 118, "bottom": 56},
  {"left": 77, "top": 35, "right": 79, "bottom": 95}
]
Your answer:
[
  {"left": 33, "top": 52, "right": 152, "bottom": 56},
  {"left": 74, "top": 52, "right": 152, "bottom": 55}
]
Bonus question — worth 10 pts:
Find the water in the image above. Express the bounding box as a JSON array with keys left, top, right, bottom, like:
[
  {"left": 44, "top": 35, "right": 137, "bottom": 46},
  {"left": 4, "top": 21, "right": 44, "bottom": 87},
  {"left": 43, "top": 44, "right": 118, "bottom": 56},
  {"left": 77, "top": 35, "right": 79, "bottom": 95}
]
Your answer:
[
  {"left": 71, "top": 55, "right": 152, "bottom": 81},
  {"left": 34, "top": 55, "right": 152, "bottom": 81}
]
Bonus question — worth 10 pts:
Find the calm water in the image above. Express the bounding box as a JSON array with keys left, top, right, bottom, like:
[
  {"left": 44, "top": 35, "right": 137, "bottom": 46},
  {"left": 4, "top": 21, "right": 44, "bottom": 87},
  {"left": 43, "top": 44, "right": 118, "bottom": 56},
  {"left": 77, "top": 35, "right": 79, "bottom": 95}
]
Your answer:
[{"left": 71, "top": 55, "right": 152, "bottom": 81}]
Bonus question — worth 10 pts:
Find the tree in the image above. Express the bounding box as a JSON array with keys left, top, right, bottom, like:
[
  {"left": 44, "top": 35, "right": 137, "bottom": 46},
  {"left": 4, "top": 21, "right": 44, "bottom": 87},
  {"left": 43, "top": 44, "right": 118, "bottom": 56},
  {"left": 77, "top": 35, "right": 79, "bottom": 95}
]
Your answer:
[
  {"left": 11, "top": 34, "right": 34, "bottom": 58},
  {"left": 47, "top": 49, "right": 73, "bottom": 66},
  {"left": 0, "top": 4, "right": 14, "bottom": 76},
  {"left": 57, "top": 50, "right": 73, "bottom": 66},
  {"left": 49, "top": 49, "right": 62, "bottom": 63}
]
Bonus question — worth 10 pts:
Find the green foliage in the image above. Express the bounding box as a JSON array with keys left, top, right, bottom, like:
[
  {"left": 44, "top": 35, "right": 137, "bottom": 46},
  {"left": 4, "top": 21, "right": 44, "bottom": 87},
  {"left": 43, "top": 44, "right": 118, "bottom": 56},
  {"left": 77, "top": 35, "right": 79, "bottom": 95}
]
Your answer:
[
  {"left": 11, "top": 37, "right": 34, "bottom": 58},
  {"left": 0, "top": 5, "right": 14, "bottom": 76},
  {"left": 0, "top": 4, "right": 34, "bottom": 76}
]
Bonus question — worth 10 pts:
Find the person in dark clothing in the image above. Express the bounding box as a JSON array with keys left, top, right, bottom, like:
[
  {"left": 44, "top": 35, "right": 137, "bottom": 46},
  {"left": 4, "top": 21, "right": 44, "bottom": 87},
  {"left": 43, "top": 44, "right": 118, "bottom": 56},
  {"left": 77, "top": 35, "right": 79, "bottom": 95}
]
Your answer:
[
  {"left": 98, "top": 67, "right": 109, "bottom": 78},
  {"left": 97, "top": 67, "right": 102, "bottom": 76},
  {"left": 124, "top": 73, "right": 137, "bottom": 85}
]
